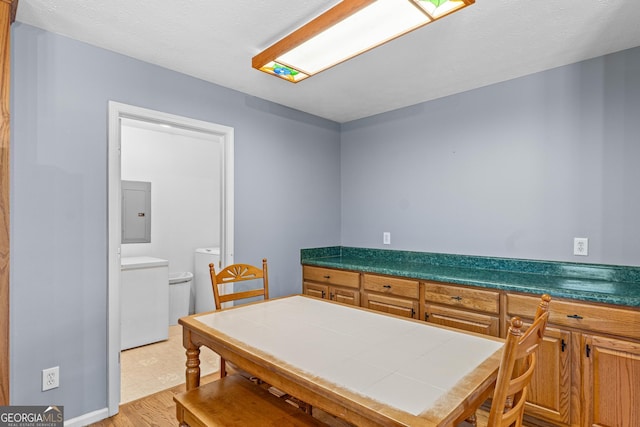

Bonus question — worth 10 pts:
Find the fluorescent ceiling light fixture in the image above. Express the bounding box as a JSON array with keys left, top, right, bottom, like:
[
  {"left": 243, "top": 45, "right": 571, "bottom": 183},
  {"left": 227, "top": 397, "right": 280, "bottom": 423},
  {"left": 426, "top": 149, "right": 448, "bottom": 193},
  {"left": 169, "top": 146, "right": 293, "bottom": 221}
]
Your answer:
[{"left": 252, "top": 0, "right": 474, "bottom": 83}]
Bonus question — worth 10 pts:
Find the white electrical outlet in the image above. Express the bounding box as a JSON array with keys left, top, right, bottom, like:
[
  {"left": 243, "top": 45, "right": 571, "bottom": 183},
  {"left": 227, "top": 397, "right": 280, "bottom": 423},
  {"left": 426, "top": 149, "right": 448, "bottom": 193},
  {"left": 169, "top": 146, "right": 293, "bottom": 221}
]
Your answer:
[
  {"left": 42, "top": 366, "right": 59, "bottom": 391},
  {"left": 383, "top": 232, "right": 391, "bottom": 245},
  {"left": 573, "top": 237, "right": 589, "bottom": 256}
]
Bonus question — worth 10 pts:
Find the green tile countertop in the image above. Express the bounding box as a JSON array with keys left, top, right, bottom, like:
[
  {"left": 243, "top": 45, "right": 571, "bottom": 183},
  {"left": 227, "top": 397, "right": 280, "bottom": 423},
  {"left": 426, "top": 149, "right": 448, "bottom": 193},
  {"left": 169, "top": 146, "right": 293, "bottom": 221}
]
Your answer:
[{"left": 300, "top": 247, "right": 640, "bottom": 308}]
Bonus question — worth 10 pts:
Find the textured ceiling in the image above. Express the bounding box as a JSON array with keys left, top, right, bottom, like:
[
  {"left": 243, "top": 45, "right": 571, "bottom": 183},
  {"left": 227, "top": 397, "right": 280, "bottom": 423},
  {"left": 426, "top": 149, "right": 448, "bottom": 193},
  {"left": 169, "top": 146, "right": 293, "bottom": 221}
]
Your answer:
[{"left": 15, "top": 0, "right": 640, "bottom": 123}]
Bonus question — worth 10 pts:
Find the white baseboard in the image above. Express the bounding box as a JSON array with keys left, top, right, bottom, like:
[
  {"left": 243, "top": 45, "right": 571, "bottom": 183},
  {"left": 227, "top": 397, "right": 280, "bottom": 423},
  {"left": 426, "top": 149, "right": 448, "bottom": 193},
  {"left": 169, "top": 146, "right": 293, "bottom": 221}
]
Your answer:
[{"left": 64, "top": 408, "right": 110, "bottom": 427}]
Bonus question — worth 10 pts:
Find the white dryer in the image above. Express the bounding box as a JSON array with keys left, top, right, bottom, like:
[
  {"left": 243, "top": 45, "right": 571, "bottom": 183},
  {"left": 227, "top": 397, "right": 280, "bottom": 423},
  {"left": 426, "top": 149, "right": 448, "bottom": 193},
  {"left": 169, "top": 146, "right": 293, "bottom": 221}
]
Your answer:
[{"left": 194, "top": 247, "right": 221, "bottom": 313}]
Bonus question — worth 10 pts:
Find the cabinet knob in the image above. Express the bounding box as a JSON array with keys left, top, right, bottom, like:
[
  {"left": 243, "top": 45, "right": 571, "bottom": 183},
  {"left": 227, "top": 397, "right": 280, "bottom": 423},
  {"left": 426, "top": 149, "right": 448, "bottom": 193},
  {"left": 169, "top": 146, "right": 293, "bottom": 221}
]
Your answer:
[
  {"left": 383, "top": 285, "right": 392, "bottom": 289},
  {"left": 567, "top": 314, "right": 583, "bottom": 320},
  {"left": 323, "top": 275, "right": 331, "bottom": 279},
  {"left": 451, "top": 296, "right": 462, "bottom": 301}
]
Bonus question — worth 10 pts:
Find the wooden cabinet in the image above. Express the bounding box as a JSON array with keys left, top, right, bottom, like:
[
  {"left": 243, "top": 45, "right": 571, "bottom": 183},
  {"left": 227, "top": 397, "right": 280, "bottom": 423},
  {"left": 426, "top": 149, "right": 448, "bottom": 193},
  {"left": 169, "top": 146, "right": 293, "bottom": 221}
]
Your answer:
[
  {"left": 526, "top": 325, "right": 572, "bottom": 425},
  {"left": 424, "top": 281, "right": 500, "bottom": 337},
  {"left": 302, "top": 266, "right": 360, "bottom": 306},
  {"left": 301, "top": 263, "right": 640, "bottom": 427},
  {"left": 362, "top": 274, "right": 419, "bottom": 319},
  {"left": 507, "top": 295, "right": 572, "bottom": 425},
  {"left": 581, "top": 334, "right": 640, "bottom": 427},
  {"left": 508, "top": 293, "right": 640, "bottom": 427}
]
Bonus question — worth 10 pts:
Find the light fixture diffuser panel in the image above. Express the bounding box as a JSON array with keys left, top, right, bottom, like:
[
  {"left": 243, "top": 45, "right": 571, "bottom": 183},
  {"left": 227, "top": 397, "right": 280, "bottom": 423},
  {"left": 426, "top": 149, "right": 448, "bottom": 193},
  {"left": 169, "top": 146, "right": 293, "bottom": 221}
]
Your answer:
[
  {"left": 253, "top": 0, "right": 474, "bottom": 82},
  {"left": 277, "top": 0, "right": 430, "bottom": 75}
]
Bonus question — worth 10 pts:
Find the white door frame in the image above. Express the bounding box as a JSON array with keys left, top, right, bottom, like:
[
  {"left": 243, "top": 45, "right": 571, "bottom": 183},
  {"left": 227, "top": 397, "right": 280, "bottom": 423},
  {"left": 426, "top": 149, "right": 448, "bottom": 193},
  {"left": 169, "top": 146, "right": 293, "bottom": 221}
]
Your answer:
[{"left": 107, "top": 101, "right": 234, "bottom": 415}]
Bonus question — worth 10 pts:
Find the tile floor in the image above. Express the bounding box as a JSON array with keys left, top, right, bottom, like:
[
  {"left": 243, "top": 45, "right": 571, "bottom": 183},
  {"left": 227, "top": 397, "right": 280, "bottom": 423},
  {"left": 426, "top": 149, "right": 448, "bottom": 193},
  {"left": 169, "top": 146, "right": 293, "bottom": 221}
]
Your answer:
[{"left": 120, "top": 324, "right": 220, "bottom": 403}]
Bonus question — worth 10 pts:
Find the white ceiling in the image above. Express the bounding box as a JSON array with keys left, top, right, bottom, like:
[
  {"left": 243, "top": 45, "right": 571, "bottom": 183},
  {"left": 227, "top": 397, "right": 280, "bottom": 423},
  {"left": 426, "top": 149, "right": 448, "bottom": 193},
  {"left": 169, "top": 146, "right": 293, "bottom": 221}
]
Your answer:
[{"left": 15, "top": 0, "right": 640, "bottom": 123}]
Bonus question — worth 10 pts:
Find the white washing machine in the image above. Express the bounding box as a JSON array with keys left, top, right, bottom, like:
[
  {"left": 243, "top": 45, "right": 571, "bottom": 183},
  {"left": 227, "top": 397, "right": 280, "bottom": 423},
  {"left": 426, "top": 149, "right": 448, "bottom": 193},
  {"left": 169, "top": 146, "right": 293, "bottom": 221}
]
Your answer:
[{"left": 194, "top": 247, "right": 221, "bottom": 313}]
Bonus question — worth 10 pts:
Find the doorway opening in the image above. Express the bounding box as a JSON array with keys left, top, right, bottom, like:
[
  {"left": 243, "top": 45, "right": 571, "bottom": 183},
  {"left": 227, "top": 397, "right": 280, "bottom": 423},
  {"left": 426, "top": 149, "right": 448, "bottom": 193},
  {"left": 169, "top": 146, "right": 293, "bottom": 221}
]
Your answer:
[{"left": 107, "top": 102, "right": 234, "bottom": 415}]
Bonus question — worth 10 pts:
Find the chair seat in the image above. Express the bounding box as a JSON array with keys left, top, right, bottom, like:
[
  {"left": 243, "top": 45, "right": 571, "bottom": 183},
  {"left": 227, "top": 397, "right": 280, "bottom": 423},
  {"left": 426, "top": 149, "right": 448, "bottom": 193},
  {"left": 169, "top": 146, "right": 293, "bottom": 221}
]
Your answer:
[{"left": 174, "top": 374, "right": 326, "bottom": 427}]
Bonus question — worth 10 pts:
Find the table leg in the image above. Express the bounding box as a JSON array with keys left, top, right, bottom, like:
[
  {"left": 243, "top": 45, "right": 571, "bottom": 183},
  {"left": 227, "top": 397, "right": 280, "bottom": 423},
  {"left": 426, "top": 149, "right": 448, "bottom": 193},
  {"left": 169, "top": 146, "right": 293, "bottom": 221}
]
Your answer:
[{"left": 185, "top": 342, "right": 201, "bottom": 391}]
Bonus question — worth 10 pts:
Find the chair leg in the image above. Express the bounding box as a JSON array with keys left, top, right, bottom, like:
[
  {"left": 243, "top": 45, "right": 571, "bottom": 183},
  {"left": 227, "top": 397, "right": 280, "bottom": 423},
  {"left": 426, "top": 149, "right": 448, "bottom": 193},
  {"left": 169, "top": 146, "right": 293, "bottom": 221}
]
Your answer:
[{"left": 220, "top": 358, "right": 226, "bottom": 377}]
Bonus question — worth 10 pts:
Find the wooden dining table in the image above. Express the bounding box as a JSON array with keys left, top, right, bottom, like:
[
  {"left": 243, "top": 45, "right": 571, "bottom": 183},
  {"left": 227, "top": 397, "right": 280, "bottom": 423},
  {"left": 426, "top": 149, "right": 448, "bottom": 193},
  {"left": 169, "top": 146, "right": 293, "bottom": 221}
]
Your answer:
[{"left": 179, "top": 295, "right": 504, "bottom": 426}]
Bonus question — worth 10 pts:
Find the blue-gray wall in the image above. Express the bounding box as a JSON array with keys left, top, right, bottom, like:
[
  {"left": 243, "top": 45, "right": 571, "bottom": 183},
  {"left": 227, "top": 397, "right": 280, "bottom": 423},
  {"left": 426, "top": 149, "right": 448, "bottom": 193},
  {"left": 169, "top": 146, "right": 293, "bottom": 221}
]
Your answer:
[
  {"left": 10, "top": 23, "right": 341, "bottom": 418},
  {"left": 341, "top": 46, "right": 640, "bottom": 266}
]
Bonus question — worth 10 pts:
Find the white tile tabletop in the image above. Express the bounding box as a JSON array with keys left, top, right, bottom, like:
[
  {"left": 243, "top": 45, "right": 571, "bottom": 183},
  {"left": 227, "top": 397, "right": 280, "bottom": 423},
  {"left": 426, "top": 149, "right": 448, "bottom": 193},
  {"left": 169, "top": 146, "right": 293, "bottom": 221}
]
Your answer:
[{"left": 195, "top": 295, "right": 503, "bottom": 416}]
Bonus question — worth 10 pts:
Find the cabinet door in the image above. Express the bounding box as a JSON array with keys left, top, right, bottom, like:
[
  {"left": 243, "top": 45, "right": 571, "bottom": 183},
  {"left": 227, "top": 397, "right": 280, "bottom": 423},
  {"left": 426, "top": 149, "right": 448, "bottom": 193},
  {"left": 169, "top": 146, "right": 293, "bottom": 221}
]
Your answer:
[
  {"left": 303, "top": 282, "right": 329, "bottom": 300},
  {"left": 523, "top": 324, "right": 572, "bottom": 426},
  {"left": 330, "top": 286, "right": 360, "bottom": 306},
  {"left": 363, "top": 293, "right": 418, "bottom": 319},
  {"left": 424, "top": 304, "right": 499, "bottom": 337},
  {"left": 582, "top": 334, "right": 640, "bottom": 427}
]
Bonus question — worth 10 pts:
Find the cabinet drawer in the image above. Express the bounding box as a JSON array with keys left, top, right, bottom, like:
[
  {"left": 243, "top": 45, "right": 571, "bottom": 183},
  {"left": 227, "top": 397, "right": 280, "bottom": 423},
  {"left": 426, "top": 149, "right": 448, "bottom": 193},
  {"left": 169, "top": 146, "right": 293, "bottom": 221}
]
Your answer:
[
  {"left": 507, "top": 293, "right": 640, "bottom": 340},
  {"left": 423, "top": 282, "right": 500, "bottom": 314},
  {"left": 362, "top": 274, "right": 419, "bottom": 299},
  {"left": 302, "top": 266, "right": 360, "bottom": 289}
]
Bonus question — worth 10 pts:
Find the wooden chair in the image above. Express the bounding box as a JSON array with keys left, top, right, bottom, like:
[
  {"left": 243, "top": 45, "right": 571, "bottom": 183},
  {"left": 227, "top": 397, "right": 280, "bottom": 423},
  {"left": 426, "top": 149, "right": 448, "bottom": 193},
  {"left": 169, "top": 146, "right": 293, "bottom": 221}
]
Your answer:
[
  {"left": 463, "top": 294, "right": 551, "bottom": 427},
  {"left": 174, "top": 259, "right": 320, "bottom": 426},
  {"left": 210, "top": 258, "right": 269, "bottom": 311},
  {"left": 209, "top": 258, "right": 269, "bottom": 377}
]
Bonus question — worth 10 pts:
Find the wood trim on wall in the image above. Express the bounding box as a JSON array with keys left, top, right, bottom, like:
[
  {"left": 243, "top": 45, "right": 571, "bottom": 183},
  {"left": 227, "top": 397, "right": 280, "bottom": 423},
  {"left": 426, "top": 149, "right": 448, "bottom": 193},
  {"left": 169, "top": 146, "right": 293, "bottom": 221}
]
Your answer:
[{"left": 0, "top": 0, "right": 17, "bottom": 407}]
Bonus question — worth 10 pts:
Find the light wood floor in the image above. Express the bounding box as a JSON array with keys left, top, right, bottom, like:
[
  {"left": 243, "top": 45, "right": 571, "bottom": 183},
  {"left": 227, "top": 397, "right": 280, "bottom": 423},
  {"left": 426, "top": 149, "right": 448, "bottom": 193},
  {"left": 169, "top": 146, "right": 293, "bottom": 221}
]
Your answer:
[
  {"left": 90, "top": 373, "right": 219, "bottom": 427},
  {"left": 121, "top": 325, "right": 220, "bottom": 403}
]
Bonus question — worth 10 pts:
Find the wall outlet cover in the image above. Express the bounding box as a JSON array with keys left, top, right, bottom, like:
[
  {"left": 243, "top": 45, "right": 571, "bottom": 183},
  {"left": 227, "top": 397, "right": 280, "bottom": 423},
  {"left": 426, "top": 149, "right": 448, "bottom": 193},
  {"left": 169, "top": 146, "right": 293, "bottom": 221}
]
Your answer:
[
  {"left": 573, "top": 237, "right": 589, "bottom": 256},
  {"left": 42, "top": 366, "right": 59, "bottom": 391}
]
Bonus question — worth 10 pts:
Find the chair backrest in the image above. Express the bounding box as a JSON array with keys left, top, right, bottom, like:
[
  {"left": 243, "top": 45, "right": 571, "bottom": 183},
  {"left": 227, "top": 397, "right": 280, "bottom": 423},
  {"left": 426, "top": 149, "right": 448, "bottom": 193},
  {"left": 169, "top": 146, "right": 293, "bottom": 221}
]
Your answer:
[
  {"left": 209, "top": 258, "right": 269, "bottom": 310},
  {"left": 487, "top": 294, "right": 551, "bottom": 427}
]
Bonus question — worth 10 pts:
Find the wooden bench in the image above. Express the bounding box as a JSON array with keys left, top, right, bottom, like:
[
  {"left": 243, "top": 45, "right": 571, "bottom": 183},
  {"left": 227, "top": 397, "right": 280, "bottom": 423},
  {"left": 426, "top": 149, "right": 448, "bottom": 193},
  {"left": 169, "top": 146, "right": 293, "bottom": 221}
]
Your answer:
[{"left": 174, "top": 374, "right": 326, "bottom": 426}]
